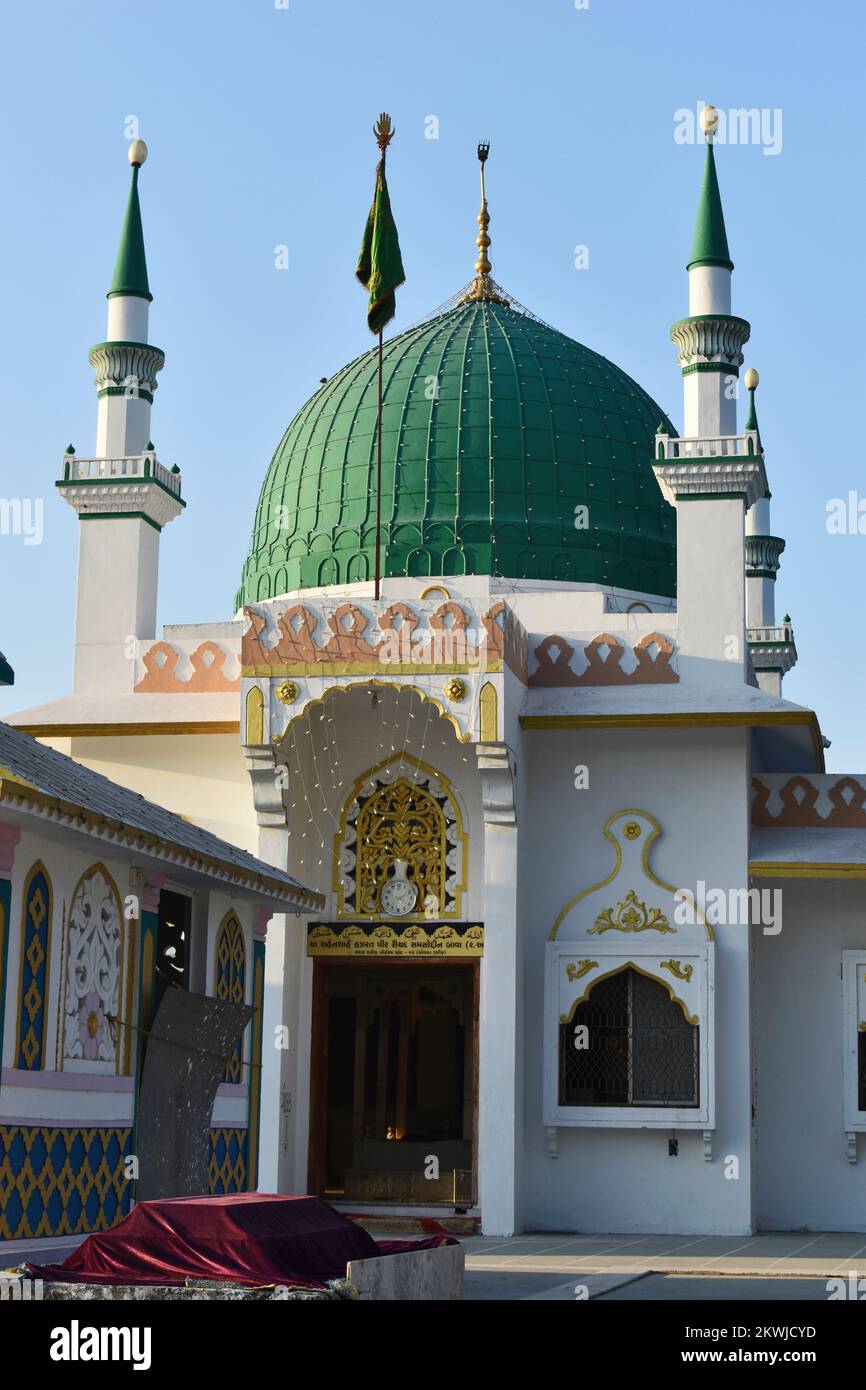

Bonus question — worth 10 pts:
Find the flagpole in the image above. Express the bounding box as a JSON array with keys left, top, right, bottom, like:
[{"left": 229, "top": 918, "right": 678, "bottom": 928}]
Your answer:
[
  {"left": 359, "top": 111, "right": 401, "bottom": 604},
  {"left": 372, "top": 118, "right": 392, "bottom": 604},
  {"left": 375, "top": 326, "right": 383, "bottom": 600}
]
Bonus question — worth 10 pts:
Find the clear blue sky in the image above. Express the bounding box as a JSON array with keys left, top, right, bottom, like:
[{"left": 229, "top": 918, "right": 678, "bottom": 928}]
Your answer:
[{"left": 1, "top": 0, "right": 864, "bottom": 766}]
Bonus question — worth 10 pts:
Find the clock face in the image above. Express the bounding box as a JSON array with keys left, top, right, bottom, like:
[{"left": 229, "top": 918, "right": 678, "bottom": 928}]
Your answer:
[{"left": 380, "top": 876, "right": 419, "bottom": 917}]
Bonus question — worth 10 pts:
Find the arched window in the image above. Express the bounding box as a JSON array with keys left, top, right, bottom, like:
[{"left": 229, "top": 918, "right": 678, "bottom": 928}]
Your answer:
[
  {"left": 15, "top": 861, "right": 52, "bottom": 1071},
  {"left": 335, "top": 757, "right": 467, "bottom": 921},
  {"left": 63, "top": 864, "right": 125, "bottom": 1073},
  {"left": 214, "top": 912, "right": 246, "bottom": 1084},
  {"left": 559, "top": 966, "right": 699, "bottom": 1108}
]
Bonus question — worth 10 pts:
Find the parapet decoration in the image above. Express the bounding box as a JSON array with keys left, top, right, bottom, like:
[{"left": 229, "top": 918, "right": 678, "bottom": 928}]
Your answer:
[
  {"left": 529, "top": 630, "right": 677, "bottom": 686},
  {"left": 240, "top": 599, "right": 523, "bottom": 677},
  {"left": 134, "top": 640, "right": 240, "bottom": 693},
  {"left": 239, "top": 599, "right": 675, "bottom": 688},
  {"left": 751, "top": 775, "right": 866, "bottom": 827}
]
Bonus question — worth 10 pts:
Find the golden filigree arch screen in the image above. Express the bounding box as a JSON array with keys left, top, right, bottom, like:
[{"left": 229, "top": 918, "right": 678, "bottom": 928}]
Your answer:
[{"left": 335, "top": 757, "right": 467, "bottom": 920}]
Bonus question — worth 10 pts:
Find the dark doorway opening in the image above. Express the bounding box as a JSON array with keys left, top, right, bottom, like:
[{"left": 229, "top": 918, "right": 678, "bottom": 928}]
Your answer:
[
  {"left": 310, "top": 961, "right": 478, "bottom": 1205},
  {"left": 155, "top": 890, "right": 192, "bottom": 1015}
]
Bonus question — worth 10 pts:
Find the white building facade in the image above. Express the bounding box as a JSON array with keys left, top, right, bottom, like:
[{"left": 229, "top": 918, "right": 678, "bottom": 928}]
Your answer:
[{"left": 10, "top": 116, "right": 866, "bottom": 1237}]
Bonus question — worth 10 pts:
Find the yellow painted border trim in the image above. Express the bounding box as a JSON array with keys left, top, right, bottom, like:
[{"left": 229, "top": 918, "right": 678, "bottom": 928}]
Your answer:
[
  {"left": 13, "top": 722, "right": 240, "bottom": 737},
  {"left": 332, "top": 753, "right": 469, "bottom": 921},
  {"left": 560, "top": 959, "right": 699, "bottom": 1028},
  {"left": 274, "top": 678, "right": 471, "bottom": 746},
  {"left": 14, "top": 859, "right": 53, "bottom": 1072},
  {"left": 419, "top": 585, "right": 452, "bottom": 601},
  {"left": 749, "top": 861, "right": 866, "bottom": 879},
  {"left": 521, "top": 710, "right": 825, "bottom": 771},
  {"left": 242, "top": 661, "right": 502, "bottom": 678},
  {"left": 550, "top": 808, "right": 714, "bottom": 942}
]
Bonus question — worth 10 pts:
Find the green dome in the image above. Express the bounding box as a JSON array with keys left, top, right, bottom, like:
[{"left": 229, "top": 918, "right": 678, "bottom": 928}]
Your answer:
[{"left": 237, "top": 298, "right": 676, "bottom": 606}]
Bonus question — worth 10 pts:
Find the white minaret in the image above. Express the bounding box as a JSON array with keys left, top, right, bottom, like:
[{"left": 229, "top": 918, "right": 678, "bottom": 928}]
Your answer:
[
  {"left": 653, "top": 107, "right": 768, "bottom": 688},
  {"left": 743, "top": 370, "right": 779, "bottom": 628},
  {"left": 742, "top": 369, "right": 795, "bottom": 693},
  {"left": 58, "top": 142, "right": 184, "bottom": 695},
  {"left": 674, "top": 105, "right": 750, "bottom": 440}
]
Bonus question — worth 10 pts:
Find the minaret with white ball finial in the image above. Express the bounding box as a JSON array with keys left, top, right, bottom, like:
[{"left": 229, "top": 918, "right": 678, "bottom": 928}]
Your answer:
[
  {"left": 674, "top": 104, "right": 751, "bottom": 438},
  {"left": 743, "top": 368, "right": 782, "bottom": 629},
  {"left": 58, "top": 142, "right": 184, "bottom": 695},
  {"left": 742, "top": 368, "right": 796, "bottom": 692},
  {"left": 653, "top": 106, "right": 769, "bottom": 688}
]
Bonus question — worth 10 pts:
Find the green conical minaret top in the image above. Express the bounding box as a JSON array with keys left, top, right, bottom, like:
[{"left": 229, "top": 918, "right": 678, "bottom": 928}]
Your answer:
[
  {"left": 687, "top": 110, "right": 733, "bottom": 273},
  {"left": 108, "top": 140, "right": 152, "bottom": 301}
]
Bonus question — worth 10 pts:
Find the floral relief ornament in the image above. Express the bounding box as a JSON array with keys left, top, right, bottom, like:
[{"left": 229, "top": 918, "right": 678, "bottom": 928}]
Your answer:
[
  {"left": 589, "top": 888, "right": 673, "bottom": 935},
  {"left": 64, "top": 868, "right": 121, "bottom": 1066},
  {"left": 79, "top": 991, "right": 106, "bottom": 1059}
]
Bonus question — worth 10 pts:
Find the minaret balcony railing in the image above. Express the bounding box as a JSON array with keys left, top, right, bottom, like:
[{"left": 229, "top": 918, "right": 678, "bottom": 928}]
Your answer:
[
  {"left": 748, "top": 623, "right": 794, "bottom": 646},
  {"left": 655, "top": 429, "right": 761, "bottom": 462},
  {"left": 60, "top": 451, "right": 181, "bottom": 498}
]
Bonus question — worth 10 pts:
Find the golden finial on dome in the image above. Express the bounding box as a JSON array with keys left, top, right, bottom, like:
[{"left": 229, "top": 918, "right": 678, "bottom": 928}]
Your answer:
[
  {"left": 459, "top": 141, "right": 509, "bottom": 306},
  {"left": 475, "top": 141, "right": 492, "bottom": 277}
]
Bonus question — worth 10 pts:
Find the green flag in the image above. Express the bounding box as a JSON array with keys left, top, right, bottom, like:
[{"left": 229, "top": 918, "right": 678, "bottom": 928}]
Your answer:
[{"left": 356, "top": 148, "right": 405, "bottom": 335}]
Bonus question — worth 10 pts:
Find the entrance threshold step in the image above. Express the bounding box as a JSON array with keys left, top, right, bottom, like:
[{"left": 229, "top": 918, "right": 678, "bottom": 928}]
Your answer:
[{"left": 341, "top": 1210, "right": 481, "bottom": 1236}]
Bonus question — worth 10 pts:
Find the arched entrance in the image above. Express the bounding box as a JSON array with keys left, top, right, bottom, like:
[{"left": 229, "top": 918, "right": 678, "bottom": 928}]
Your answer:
[{"left": 309, "top": 962, "right": 477, "bottom": 1204}]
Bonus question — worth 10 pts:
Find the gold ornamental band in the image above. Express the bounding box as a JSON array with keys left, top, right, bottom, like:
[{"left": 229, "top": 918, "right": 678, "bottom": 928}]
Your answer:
[{"left": 307, "top": 921, "right": 484, "bottom": 958}]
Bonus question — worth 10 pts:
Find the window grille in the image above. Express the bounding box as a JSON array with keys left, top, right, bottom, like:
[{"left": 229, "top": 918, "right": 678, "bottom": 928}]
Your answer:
[{"left": 559, "top": 967, "right": 699, "bottom": 1108}]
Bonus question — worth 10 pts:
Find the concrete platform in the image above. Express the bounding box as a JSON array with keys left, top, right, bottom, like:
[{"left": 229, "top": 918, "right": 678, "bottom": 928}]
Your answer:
[{"left": 460, "top": 1230, "right": 866, "bottom": 1279}]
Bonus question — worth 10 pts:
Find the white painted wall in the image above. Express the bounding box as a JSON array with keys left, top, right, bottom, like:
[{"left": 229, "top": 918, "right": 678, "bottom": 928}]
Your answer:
[
  {"left": 675, "top": 497, "right": 746, "bottom": 686},
  {"left": 73, "top": 518, "right": 160, "bottom": 693},
  {"left": 753, "top": 877, "right": 866, "bottom": 1231},
  {"left": 106, "top": 294, "right": 150, "bottom": 344},
  {"left": 519, "top": 726, "right": 754, "bottom": 1235},
  {"left": 689, "top": 265, "right": 732, "bottom": 317},
  {"left": 683, "top": 370, "right": 738, "bottom": 440},
  {"left": 95, "top": 391, "right": 152, "bottom": 459},
  {"left": 46, "top": 735, "right": 257, "bottom": 854}
]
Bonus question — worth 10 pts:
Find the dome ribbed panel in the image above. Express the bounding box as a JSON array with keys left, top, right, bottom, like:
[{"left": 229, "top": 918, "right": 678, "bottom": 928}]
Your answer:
[{"left": 237, "top": 301, "right": 676, "bottom": 605}]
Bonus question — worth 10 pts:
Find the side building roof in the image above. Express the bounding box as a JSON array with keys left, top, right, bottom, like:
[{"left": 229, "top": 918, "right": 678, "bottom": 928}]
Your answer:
[{"left": 0, "top": 721, "right": 322, "bottom": 913}]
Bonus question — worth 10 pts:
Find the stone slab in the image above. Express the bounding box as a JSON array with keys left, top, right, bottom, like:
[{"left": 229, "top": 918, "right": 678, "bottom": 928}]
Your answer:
[{"left": 347, "top": 1242, "right": 464, "bottom": 1301}]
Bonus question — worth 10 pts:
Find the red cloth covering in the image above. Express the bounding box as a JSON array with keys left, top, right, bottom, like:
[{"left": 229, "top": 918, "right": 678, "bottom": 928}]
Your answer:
[{"left": 27, "top": 1193, "right": 451, "bottom": 1290}]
